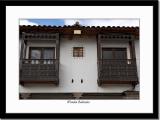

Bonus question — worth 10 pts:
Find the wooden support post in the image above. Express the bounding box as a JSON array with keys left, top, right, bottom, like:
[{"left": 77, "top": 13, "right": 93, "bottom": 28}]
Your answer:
[
  {"left": 97, "top": 34, "right": 102, "bottom": 86},
  {"left": 129, "top": 38, "right": 139, "bottom": 84},
  {"left": 20, "top": 32, "right": 25, "bottom": 60},
  {"left": 20, "top": 32, "right": 25, "bottom": 71},
  {"left": 129, "top": 39, "right": 136, "bottom": 60},
  {"left": 55, "top": 33, "right": 60, "bottom": 86},
  {"left": 56, "top": 33, "right": 60, "bottom": 59},
  {"left": 97, "top": 34, "right": 102, "bottom": 60},
  {"left": 23, "top": 41, "right": 27, "bottom": 59}
]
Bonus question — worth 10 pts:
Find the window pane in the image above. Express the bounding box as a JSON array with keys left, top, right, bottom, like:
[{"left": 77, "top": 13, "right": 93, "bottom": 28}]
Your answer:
[
  {"left": 31, "top": 50, "right": 41, "bottom": 59},
  {"left": 73, "top": 47, "right": 83, "bottom": 57},
  {"left": 79, "top": 52, "right": 83, "bottom": 57},
  {"left": 102, "top": 49, "right": 113, "bottom": 59},
  {"left": 43, "top": 48, "right": 54, "bottom": 59},
  {"left": 73, "top": 52, "right": 78, "bottom": 57},
  {"left": 115, "top": 49, "right": 127, "bottom": 59},
  {"left": 102, "top": 48, "right": 127, "bottom": 59}
]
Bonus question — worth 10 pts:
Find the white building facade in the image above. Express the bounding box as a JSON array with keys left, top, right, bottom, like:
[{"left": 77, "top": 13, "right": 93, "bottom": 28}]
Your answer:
[{"left": 19, "top": 23, "right": 139, "bottom": 99}]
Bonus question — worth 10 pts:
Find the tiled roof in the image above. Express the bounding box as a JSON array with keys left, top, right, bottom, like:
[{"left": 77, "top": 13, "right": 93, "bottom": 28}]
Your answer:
[{"left": 19, "top": 25, "right": 139, "bottom": 37}]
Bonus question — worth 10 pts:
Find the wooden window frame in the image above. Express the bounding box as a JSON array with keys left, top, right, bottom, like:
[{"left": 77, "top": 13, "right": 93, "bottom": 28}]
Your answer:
[
  {"left": 29, "top": 47, "right": 55, "bottom": 59},
  {"left": 73, "top": 47, "right": 83, "bottom": 57},
  {"left": 102, "top": 48, "right": 127, "bottom": 59}
]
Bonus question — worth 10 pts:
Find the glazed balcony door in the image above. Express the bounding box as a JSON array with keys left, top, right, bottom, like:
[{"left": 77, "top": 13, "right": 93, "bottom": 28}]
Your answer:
[
  {"left": 102, "top": 48, "right": 127, "bottom": 60},
  {"left": 30, "top": 47, "right": 55, "bottom": 64},
  {"left": 30, "top": 48, "right": 41, "bottom": 64},
  {"left": 43, "top": 48, "right": 55, "bottom": 64}
]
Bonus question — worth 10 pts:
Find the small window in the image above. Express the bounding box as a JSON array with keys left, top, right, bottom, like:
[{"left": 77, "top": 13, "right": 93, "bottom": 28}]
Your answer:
[{"left": 73, "top": 47, "right": 83, "bottom": 57}]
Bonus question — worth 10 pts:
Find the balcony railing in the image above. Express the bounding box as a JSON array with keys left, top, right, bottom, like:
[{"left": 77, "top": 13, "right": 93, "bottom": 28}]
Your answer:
[
  {"left": 98, "top": 59, "right": 139, "bottom": 85},
  {"left": 20, "top": 59, "right": 59, "bottom": 85}
]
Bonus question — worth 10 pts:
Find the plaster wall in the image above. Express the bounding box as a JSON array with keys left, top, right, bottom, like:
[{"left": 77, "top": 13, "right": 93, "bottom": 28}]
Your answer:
[{"left": 20, "top": 36, "right": 139, "bottom": 93}]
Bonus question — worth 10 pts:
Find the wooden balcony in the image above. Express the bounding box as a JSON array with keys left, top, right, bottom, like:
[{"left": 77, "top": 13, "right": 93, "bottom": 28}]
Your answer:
[
  {"left": 98, "top": 59, "right": 139, "bottom": 86},
  {"left": 20, "top": 59, "right": 59, "bottom": 85}
]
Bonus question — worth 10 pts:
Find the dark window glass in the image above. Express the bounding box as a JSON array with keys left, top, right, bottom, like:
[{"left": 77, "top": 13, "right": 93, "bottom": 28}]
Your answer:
[
  {"left": 30, "top": 49, "right": 41, "bottom": 59},
  {"left": 115, "top": 50, "right": 127, "bottom": 59},
  {"left": 102, "top": 50, "right": 113, "bottom": 59},
  {"left": 102, "top": 48, "right": 127, "bottom": 59},
  {"left": 30, "top": 47, "right": 55, "bottom": 59},
  {"left": 73, "top": 47, "right": 83, "bottom": 57},
  {"left": 43, "top": 48, "right": 54, "bottom": 59}
]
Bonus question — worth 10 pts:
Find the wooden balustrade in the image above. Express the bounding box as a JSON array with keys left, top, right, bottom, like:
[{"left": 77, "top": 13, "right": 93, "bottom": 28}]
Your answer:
[
  {"left": 98, "top": 59, "right": 139, "bottom": 86},
  {"left": 20, "top": 59, "right": 59, "bottom": 85}
]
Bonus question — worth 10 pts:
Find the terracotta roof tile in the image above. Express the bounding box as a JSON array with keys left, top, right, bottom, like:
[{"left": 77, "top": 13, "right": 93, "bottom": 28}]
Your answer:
[{"left": 19, "top": 25, "right": 139, "bottom": 37}]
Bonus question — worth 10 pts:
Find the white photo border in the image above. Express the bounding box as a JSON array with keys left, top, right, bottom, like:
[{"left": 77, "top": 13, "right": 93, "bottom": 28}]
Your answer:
[{"left": 5, "top": 3, "right": 158, "bottom": 117}]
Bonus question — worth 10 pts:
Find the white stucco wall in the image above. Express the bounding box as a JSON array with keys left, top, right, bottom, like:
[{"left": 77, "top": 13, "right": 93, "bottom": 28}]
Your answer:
[{"left": 20, "top": 36, "right": 136, "bottom": 93}]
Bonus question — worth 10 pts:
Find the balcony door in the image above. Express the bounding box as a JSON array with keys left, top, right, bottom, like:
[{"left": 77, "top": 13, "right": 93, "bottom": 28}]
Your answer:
[
  {"left": 30, "top": 47, "right": 55, "bottom": 64},
  {"left": 102, "top": 48, "right": 127, "bottom": 60}
]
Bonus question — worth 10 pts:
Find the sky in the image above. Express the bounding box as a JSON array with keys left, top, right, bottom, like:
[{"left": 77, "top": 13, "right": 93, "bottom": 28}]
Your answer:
[{"left": 19, "top": 19, "right": 139, "bottom": 27}]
